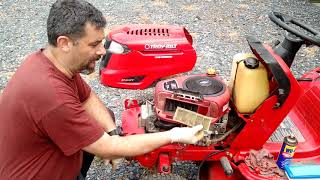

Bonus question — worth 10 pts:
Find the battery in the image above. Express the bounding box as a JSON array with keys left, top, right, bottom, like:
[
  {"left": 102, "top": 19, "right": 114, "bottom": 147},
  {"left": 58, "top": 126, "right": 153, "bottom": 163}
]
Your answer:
[{"left": 276, "top": 135, "right": 298, "bottom": 169}]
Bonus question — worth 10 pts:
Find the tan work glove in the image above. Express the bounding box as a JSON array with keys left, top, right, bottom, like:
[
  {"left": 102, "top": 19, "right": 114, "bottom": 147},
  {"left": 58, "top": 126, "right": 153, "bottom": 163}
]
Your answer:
[{"left": 168, "top": 124, "right": 204, "bottom": 144}]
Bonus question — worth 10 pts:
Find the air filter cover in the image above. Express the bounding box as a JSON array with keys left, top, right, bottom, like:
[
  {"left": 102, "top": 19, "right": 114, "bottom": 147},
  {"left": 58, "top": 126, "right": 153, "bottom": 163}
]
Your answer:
[{"left": 183, "top": 76, "right": 225, "bottom": 96}]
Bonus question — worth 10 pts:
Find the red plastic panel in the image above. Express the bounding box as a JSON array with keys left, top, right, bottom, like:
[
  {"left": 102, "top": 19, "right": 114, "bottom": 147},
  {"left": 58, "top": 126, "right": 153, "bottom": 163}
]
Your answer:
[
  {"left": 100, "top": 25, "right": 197, "bottom": 89},
  {"left": 230, "top": 44, "right": 303, "bottom": 150}
]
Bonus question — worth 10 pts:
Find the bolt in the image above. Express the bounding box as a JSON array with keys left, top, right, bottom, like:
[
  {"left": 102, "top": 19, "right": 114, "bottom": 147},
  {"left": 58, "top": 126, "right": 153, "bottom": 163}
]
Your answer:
[
  {"left": 162, "top": 165, "right": 169, "bottom": 172},
  {"left": 226, "top": 152, "right": 233, "bottom": 158}
]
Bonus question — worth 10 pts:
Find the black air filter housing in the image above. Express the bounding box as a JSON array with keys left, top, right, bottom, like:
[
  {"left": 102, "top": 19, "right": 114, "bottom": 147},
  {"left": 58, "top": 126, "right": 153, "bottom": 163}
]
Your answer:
[{"left": 183, "top": 76, "right": 225, "bottom": 96}]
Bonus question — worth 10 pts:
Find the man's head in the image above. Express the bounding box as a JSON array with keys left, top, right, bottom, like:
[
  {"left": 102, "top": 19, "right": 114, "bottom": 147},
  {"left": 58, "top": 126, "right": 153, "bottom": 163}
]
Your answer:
[{"left": 47, "top": 0, "right": 107, "bottom": 75}]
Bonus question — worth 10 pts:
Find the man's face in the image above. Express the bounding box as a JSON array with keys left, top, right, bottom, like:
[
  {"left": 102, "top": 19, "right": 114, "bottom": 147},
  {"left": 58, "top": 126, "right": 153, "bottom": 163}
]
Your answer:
[{"left": 70, "top": 23, "right": 106, "bottom": 75}]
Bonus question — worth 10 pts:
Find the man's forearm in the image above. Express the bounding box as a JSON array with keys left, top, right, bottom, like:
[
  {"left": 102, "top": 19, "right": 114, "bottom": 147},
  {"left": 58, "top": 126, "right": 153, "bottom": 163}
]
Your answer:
[
  {"left": 83, "top": 125, "right": 203, "bottom": 159},
  {"left": 84, "top": 131, "right": 172, "bottom": 159},
  {"left": 83, "top": 91, "right": 116, "bottom": 132},
  {"left": 110, "top": 132, "right": 171, "bottom": 158}
]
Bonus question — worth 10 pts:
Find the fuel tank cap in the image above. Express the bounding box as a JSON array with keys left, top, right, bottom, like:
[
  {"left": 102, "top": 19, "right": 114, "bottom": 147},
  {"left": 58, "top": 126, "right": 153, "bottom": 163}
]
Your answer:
[{"left": 244, "top": 57, "right": 259, "bottom": 69}]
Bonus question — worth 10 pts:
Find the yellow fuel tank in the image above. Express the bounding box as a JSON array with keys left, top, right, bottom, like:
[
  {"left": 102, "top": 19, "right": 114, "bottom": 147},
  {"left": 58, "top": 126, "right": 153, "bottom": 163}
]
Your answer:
[{"left": 230, "top": 53, "right": 269, "bottom": 114}]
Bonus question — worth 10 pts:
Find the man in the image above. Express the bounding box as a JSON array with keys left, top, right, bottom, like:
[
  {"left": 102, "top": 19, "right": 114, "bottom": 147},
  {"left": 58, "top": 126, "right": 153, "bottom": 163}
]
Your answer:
[{"left": 0, "top": 0, "right": 203, "bottom": 179}]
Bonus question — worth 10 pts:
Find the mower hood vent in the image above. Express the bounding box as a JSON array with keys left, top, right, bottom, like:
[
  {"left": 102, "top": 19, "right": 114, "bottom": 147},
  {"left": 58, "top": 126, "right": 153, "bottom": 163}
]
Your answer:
[{"left": 126, "top": 28, "right": 170, "bottom": 36}]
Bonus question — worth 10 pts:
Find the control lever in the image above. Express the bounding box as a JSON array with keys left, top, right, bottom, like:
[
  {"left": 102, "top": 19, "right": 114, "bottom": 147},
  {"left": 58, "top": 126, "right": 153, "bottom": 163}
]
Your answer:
[{"left": 220, "top": 156, "right": 233, "bottom": 176}]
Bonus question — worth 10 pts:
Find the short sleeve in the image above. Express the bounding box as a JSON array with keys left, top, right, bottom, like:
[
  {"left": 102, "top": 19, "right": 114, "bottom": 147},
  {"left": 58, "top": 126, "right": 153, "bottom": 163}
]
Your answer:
[
  {"left": 41, "top": 101, "right": 104, "bottom": 156},
  {"left": 74, "top": 74, "right": 91, "bottom": 103}
]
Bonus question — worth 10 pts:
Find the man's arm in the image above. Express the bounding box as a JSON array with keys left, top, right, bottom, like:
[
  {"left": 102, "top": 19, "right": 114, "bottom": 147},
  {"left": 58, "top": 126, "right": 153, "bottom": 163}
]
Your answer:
[
  {"left": 83, "top": 91, "right": 116, "bottom": 132},
  {"left": 83, "top": 132, "right": 170, "bottom": 159},
  {"left": 83, "top": 125, "right": 203, "bottom": 159}
]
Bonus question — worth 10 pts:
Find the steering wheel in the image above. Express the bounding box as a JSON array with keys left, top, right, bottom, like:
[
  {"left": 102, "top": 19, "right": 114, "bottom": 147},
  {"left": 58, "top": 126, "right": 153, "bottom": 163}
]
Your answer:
[{"left": 269, "top": 12, "right": 320, "bottom": 46}]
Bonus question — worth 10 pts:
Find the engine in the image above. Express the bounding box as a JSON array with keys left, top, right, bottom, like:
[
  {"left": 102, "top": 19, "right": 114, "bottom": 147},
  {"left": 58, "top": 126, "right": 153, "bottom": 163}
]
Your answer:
[
  {"left": 141, "top": 74, "right": 234, "bottom": 146},
  {"left": 154, "top": 74, "right": 230, "bottom": 123}
]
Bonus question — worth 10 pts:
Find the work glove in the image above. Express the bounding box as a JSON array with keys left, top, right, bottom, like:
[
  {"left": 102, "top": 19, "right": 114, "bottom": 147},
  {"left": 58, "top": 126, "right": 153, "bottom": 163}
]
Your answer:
[{"left": 169, "top": 124, "right": 204, "bottom": 144}]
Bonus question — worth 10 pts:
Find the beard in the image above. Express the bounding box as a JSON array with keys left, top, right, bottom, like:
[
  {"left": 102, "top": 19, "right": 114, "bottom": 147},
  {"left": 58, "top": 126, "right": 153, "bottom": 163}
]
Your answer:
[
  {"left": 80, "top": 56, "right": 101, "bottom": 75},
  {"left": 80, "top": 61, "right": 95, "bottom": 75}
]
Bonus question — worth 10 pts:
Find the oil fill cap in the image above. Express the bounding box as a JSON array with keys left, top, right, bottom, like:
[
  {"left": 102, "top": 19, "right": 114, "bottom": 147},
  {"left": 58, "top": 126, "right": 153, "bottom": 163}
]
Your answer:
[
  {"left": 207, "top": 67, "right": 216, "bottom": 76},
  {"left": 244, "top": 58, "right": 259, "bottom": 69}
]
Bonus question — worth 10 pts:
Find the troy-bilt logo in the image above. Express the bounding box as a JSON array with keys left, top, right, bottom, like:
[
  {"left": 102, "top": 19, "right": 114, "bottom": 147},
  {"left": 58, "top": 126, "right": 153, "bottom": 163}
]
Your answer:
[{"left": 144, "top": 44, "right": 177, "bottom": 50}]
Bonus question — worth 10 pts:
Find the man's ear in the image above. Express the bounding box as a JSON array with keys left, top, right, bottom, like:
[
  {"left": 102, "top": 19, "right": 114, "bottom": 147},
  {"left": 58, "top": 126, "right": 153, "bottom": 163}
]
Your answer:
[{"left": 56, "top": 36, "right": 73, "bottom": 52}]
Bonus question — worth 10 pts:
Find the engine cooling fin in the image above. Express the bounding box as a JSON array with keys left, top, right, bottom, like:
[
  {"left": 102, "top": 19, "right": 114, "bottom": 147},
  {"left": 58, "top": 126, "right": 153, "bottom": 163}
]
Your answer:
[{"left": 183, "top": 76, "right": 225, "bottom": 95}]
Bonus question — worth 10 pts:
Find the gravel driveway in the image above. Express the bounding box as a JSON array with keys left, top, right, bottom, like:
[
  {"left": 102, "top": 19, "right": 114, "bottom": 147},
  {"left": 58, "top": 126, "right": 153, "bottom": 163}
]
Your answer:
[{"left": 0, "top": 0, "right": 319, "bottom": 179}]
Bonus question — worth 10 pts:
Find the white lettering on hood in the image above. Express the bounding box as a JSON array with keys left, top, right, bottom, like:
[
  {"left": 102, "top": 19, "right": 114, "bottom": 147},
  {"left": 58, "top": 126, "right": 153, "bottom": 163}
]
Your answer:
[{"left": 144, "top": 44, "right": 177, "bottom": 50}]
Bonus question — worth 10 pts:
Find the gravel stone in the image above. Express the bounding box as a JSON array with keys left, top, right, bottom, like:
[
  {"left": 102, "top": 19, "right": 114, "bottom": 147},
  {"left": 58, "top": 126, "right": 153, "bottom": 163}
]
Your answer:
[{"left": 0, "top": 0, "right": 319, "bottom": 179}]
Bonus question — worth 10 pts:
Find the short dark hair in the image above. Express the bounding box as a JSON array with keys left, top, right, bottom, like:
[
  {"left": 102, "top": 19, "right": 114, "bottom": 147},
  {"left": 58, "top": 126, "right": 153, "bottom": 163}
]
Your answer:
[{"left": 47, "top": 0, "right": 106, "bottom": 46}]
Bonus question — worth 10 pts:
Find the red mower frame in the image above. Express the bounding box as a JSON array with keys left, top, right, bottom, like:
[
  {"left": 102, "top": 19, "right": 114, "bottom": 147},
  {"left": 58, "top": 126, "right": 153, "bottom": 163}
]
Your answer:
[{"left": 119, "top": 12, "right": 320, "bottom": 179}]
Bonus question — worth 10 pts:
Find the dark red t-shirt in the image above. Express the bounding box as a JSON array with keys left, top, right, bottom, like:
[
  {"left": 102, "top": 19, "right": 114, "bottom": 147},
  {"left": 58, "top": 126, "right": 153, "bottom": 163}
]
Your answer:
[{"left": 0, "top": 50, "right": 104, "bottom": 180}]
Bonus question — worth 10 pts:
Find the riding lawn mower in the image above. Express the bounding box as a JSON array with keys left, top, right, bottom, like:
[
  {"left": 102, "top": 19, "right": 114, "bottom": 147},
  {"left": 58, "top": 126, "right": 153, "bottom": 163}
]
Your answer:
[{"left": 99, "top": 12, "right": 320, "bottom": 179}]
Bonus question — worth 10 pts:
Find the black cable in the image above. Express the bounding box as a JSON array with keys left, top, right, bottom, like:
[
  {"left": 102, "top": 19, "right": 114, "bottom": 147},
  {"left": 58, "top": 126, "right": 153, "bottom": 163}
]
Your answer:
[
  {"left": 196, "top": 149, "right": 226, "bottom": 180},
  {"left": 195, "top": 118, "right": 243, "bottom": 179}
]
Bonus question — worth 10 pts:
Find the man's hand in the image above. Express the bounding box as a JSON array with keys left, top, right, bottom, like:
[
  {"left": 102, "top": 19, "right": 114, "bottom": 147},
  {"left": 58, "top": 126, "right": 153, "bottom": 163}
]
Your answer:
[
  {"left": 104, "top": 158, "right": 125, "bottom": 170},
  {"left": 103, "top": 135, "right": 125, "bottom": 170},
  {"left": 169, "top": 124, "right": 204, "bottom": 144}
]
